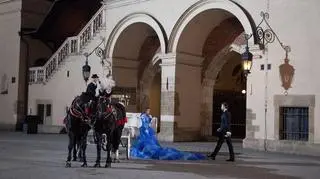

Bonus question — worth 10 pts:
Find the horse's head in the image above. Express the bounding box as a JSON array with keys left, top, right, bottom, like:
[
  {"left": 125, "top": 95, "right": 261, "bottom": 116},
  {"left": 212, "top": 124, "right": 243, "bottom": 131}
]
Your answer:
[{"left": 96, "top": 96, "right": 115, "bottom": 121}]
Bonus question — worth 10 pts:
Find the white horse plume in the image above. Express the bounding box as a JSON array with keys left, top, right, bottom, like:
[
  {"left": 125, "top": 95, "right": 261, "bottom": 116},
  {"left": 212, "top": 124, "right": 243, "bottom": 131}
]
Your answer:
[{"left": 99, "top": 75, "right": 116, "bottom": 93}]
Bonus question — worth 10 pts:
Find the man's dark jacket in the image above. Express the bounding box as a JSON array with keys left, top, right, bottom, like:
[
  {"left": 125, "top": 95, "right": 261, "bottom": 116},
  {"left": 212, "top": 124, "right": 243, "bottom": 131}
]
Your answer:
[
  {"left": 219, "top": 111, "right": 231, "bottom": 134},
  {"left": 86, "top": 82, "right": 97, "bottom": 98}
]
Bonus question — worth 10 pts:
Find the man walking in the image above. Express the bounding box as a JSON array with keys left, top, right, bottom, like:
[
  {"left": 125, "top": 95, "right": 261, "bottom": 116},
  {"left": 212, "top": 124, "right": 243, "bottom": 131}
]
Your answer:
[{"left": 208, "top": 102, "right": 235, "bottom": 162}]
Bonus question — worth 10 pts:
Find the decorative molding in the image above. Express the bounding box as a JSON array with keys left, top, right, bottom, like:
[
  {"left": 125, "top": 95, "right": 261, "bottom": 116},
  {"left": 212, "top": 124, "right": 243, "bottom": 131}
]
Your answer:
[
  {"left": 0, "top": 0, "right": 19, "bottom": 5},
  {"left": 273, "top": 95, "right": 315, "bottom": 108},
  {"left": 159, "top": 53, "right": 176, "bottom": 67},
  {"left": 112, "top": 65, "right": 137, "bottom": 70},
  {"left": 104, "top": 0, "right": 151, "bottom": 9},
  {"left": 0, "top": 9, "right": 20, "bottom": 16}
]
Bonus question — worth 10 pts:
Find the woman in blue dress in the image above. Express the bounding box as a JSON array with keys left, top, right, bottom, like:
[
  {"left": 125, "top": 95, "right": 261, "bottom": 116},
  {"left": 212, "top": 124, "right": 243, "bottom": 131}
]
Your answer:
[{"left": 130, "top": 108, "right": 206, "bottom": 160}]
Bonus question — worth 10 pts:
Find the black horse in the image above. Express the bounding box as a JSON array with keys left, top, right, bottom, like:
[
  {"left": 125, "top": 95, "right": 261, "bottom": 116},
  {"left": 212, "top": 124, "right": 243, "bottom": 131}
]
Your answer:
[
  {"left": 109, "top": 101, "right": 127, "bottom": 163},
  {"left": 93, "top": 95, "right": 127, "bottom": 168},
  {"left": 65, "top": 93, "right": 93, "bottom": 168},
  {"left": 63, "top": 111, "right": 81, "bottom": 162}
]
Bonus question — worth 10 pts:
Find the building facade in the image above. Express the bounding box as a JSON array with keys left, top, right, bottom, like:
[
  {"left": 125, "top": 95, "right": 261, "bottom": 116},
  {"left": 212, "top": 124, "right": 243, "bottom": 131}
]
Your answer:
[
  {"left": 0, "top": 0, "right": 52, "bottom": 130},
  {"left": 1, "top": 0, "right": 320, "bottom": 155}
]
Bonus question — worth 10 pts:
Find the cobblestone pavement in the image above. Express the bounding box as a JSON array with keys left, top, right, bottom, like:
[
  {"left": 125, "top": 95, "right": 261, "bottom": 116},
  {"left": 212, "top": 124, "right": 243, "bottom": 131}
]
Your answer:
[{"left": 0, "top": 132, "right": 319, "bottom": 179}]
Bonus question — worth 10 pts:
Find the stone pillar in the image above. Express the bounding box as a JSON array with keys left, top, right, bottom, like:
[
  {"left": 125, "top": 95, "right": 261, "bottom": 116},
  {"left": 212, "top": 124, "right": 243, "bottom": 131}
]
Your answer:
[
  {"left": 200, "top": 78, "right": 215, "bottom": 137},
  {"left": 158, "top": 54, "right": 177, "bottom": 142}
]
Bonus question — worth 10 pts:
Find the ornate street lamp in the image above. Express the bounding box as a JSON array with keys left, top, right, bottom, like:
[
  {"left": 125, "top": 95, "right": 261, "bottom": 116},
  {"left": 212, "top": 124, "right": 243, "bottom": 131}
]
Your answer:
[
  {"left": 241, "top": 12, "right": 291, "bottom": 78},
  {"left": 82, "top": 53, "right": 91, "bottom": 84},
  {"left": 242, "top": 11, "right": 293, "bottom": 153},
  {"left": 241, "top": 34, "right": 253, "bottom": 77}
]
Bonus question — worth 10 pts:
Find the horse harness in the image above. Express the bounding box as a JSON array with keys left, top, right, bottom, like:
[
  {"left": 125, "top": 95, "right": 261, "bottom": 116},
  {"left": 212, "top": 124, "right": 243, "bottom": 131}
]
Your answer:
[{"left": 69, "top": 96, "right": 92, "bottom": 125}]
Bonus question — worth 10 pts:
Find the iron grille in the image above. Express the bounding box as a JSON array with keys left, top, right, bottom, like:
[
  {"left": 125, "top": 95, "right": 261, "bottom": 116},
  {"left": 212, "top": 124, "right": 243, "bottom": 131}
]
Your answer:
[{"left": 279, "top": 107, "right": 309, "bottom": 141}]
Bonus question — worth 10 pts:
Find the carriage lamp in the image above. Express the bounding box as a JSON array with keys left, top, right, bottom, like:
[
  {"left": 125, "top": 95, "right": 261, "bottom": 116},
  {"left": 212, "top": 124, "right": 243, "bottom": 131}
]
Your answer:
[{"left": 82, "top": 54, "right": 91, "bottom": 83}]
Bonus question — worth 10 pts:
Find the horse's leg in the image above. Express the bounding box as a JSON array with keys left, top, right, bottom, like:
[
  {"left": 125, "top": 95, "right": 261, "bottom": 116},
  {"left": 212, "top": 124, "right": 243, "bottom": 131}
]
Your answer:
[
  {"left": 112, "top": 141, "right": 120, "bottom": 163},
  {"left": 80, "top": 133, "right": 88, "bottom": 167},
  {"left": 94, "top": 131, "right": 102, "bottom": 167},
  {"left": 112, "top": 126, "right": 122, "bottom": 163},
  {"left": 113, "top": 149, "right": 120, "bottom": 163},
  {"left": 77, "top": 141, "right": 83, "bottom": 162},
  {"left": 105, "top": 130, "right": 113, "bottom": 168},
  {"left": 72, "top": 136, "right": 77, "bottom": 161},
  {"left": 66, "top": 132, "right": 74, "bottom": 167}
]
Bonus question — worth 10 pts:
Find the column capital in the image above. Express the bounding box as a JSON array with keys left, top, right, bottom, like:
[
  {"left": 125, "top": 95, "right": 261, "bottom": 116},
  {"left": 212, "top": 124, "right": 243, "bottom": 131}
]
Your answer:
[
  {"left": 159, "top": 53, "right": 176, "bottom": 67},
  {"left": 230, "top": 44, "right": 262, "bottom": 60},
  {"left": 159, "top": 52, "right": 204, "bottom": 67},
  {"left": 159, "top": 52, "right": 176, "bottom": 59},
  {"left": 202, "top": 78, "right": 215, "bottom": 87}
]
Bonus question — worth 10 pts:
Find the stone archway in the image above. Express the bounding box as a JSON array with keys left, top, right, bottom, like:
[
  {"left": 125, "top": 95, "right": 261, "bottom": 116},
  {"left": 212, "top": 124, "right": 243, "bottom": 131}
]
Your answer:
[
  {"left": 201, "top": 33, "right": 247, "bottom": 138},
  {"left": 106, "top": 13, "right": 167, "bottom": 113},
  {"left": 168, "top": 0, "right": 255, "bottom": 53},
  {"left": 106, "top": 13, "right": 167, "bottom": 59},
  {"left": 164, "top": 1, "right": 257, "bottom": 141}
]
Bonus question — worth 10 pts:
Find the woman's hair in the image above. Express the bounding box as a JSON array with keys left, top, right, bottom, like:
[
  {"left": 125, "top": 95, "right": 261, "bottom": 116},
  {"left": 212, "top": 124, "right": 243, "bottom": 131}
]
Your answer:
[{"left": 222, "top": 102, "right": 229, "bottom": 109}]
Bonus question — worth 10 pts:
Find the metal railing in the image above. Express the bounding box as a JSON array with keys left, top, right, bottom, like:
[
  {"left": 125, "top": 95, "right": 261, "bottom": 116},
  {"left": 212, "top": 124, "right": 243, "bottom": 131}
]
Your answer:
[{"left": 29, "top": 6, "right": 106, "bottom": 84}]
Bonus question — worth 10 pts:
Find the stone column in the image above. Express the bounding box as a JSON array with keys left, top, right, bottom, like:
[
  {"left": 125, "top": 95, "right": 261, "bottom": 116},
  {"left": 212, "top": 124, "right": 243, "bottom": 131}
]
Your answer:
[
  {"left": 157, "top": 53, "right": 177, "bottom": 142},
  {"left": 200, "top": 78, "right": 215, "bottom": 137}
]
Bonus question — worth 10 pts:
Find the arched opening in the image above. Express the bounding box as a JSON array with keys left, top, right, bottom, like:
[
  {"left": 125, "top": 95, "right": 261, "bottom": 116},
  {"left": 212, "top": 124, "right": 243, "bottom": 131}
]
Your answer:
[
  {"left": 149, "top": 66, "right": 161, "bottom": 132},
  {"left": 169, "top": 8, "right": 249, "bottom": 141},
  {"left": 109, "top": 20, "right": 164, "bottom": 122},
  {"left": 140, "top": 58, "right": 162, "bottom": 132},
  {"left": 211, "top": 52, "right": 247, "bottom": 139}
]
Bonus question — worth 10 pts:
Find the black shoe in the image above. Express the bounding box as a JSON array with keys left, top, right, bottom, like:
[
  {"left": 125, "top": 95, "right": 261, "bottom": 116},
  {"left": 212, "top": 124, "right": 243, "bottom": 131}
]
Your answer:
[
  {"left": 226, "top": 158, "right": 234, "bottom": 162},
  {"left": 207, "top": 154, "right": 215, "bottom": 160}
]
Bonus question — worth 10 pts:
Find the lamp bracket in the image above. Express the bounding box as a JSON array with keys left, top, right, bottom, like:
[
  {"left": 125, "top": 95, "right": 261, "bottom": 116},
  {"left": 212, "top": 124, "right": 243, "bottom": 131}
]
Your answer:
[
  {"left": 82, "top": 37, "right": 112, "bottom": 76},
  {"left": 246, "top": 11, "right": 291, "bottom": 55}
]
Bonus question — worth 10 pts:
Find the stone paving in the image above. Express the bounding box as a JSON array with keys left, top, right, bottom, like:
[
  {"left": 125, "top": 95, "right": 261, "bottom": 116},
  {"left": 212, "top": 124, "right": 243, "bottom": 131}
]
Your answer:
[{"left": 0, "top": 132, "right": 319, "bottom": 179}]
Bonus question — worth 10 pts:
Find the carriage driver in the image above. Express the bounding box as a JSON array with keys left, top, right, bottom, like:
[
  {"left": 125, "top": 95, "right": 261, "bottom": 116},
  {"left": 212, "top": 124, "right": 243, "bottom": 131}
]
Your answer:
[
  {"left": 85, "top": 74, "right": 100, "bottom": 115},
  {"left": 86, "top": 74, "right": 100, "bottom": 99}
]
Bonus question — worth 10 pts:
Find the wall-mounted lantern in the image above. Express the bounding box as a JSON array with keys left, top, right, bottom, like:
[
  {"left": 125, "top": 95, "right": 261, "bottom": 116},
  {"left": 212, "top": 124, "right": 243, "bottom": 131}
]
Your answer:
[{"left": 82, "top": 53, "right": 91, "bottom": 84}]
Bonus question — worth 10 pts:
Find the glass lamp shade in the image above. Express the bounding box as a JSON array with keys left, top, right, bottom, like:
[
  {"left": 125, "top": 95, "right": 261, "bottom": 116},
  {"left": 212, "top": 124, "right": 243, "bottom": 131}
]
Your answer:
[
  {"left": 242, "top": 48, "right": 253, "bottom": 75},
  {"left": 242, "top": 59, "right": 252, "bottom": 72},
  {"left": 82, "top": 63, "right": 91, "bottom": 82}
]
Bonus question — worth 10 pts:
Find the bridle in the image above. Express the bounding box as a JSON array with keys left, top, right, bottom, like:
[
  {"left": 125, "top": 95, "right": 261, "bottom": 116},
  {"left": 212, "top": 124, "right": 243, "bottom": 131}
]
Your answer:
[
  {"left": 69, "top": 96, "right": 94, "bottom": 126},
  {"left": 96, "top": 96, "right": 117, "bottom": 122}
]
